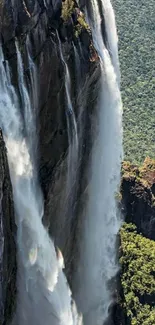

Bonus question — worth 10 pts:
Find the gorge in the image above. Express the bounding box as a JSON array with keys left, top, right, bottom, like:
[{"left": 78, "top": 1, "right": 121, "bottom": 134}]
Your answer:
[{"left": 1, "top": 1, "right": 152, "bottom": 325}]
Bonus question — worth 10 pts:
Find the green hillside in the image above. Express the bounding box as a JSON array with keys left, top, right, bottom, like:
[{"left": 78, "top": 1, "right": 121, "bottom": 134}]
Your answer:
[{"left": 113, "top": 0, "right": 155, "bottom": 164}]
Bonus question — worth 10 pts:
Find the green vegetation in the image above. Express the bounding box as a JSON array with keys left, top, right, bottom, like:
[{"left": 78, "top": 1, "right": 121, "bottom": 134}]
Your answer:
[
  {"left": 113, "top": 0, "right": 155, "bottom": 164},
  {"left": 74, "top": 15, "right": 90, "bottom": 38},
  {"left": 120, "top": 223, "right": 155, "bottom": 324},
  {"left": 61, "top": 0, "right": 74, "bottom": 21},
  {"left": 61, "top": 0, "right": 90, "bottom": 37},
  {"left": 122, "top": 157, "right": 155, "bottom": 188}
]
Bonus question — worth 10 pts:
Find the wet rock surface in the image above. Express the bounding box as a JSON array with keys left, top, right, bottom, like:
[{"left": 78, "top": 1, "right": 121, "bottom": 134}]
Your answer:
[
  {"left": 0, "top": 130, "right": 16, "bottom": 325},
  {"left": 0, "top": 0, "right": 101, "bottom": 322}
]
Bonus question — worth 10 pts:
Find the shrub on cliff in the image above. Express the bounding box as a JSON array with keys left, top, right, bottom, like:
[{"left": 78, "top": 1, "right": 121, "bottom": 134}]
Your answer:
[
  {"left": 61, "top": 0, "right": 74, "bottom": 21},
  {"left": 120, "top": 223, "right": 155, "bottom": 324},
  {"left": 61, "top": 0, "right": 90, "bottom": 37},
  {"left": 122, "top": 157, "right": 155, "bottom": 188}
]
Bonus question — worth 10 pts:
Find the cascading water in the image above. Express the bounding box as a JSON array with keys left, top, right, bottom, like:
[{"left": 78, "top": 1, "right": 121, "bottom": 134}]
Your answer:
[
  {"left": 56, "top": 34, "right": 79, "bottom": 258},
  {"left": 0, "top": 41, "right": 81, "bottom": 325},
  {"left": 73, "top": 43, "right": 81, "bottom": 90},
  {"left": 99, "top": 0, "right": 120, "bottom": 83},
  {"left": 64, "top": 56, "right": 79, "bottom": 204},
  {"left": 74, "top": 1, "right": 122, "bottom": 324},
  {"left": 57, "top": 35, "right": 78, "bottom": 195},
  {"left": 0, "top": 0, "right": 123, "bottom": 323}
]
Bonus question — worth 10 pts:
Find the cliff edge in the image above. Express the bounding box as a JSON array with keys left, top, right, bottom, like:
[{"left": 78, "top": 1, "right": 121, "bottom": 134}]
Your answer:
[{"left": 114, "top": 158, "right": 155, "bottom": 325}]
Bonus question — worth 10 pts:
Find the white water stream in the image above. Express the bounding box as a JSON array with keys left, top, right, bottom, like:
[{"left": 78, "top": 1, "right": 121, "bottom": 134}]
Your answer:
[
  {"left": 74, "top": 1, "right": 122, "bottom": 324},
  {"left": 100, "top": 0, "right": 120, "bottom": 83},
  {"left": 57, "top": 34, "right": 79, "bottom": 194},
  {"left": 0, "top": 41, "right": 80, "bottom": 325}
]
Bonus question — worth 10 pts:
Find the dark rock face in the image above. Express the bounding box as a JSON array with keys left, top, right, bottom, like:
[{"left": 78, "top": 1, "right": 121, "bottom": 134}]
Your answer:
[
  {"left": 0, "top": 130, "right": 16, "bottom": 325},
  {"left": 0, "top": 0, "right": 62, "bottom": 41},
  {"left": 121, "top": 177, "right": 155, "bottom": 240},
  {"left": 121, "top": 159, "right": 155, "bottom": 240}
]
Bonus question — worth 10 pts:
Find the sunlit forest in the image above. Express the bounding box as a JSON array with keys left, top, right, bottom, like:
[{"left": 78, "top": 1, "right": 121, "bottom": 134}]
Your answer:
[{"left": 113, "top": 0, "right": 155, "bottom": 164}]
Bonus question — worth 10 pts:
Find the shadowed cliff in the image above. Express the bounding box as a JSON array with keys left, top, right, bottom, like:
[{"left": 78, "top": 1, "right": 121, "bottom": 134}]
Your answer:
[
  {"left": 121, "top": 158, "right": 155, "bottom": 240},
  {"left": 0, "top": 130, "right": 16, "bottom": 325}
]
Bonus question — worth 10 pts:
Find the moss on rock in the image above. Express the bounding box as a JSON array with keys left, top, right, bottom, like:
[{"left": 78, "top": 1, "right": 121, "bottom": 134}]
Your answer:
[
  {"left": 61, "top": 0, "right": 74, "bottom": 21},
  {"left": 61, "top": 0, "right": 90, "bottom": 38}
]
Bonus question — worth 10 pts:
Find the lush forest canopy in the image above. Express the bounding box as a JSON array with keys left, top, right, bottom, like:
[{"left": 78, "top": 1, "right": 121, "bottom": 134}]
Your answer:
[
  {"left": 120, "top": 223, "right": 155, "bottom": 325},
  {"left": 113, "top": 0, "right": 155, "bottom": 164}
]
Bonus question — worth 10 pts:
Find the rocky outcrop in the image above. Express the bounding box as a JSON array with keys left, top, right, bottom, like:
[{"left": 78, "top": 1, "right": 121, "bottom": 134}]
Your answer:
[
  {"left": 113, "top": 158, "right": 155, "bottom": 325},
  {"left": 0, "top": 130, "right": 16, "bottom": 325},
  {"left": 121, "top": 158, "right": 155, "bottom": 240}
]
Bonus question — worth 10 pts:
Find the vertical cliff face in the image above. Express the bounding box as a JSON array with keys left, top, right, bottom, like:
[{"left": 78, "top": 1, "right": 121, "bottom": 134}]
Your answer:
[
  {"left": 121, "top": 159, "right": 155, "bottom": 240},
  {"left": 0, "top": 130, "right": 16, "bottom": 325},
  {"left": 0, "top": 0, "right": 101, "bottom": 323},
  {"left": 113, "top": 159, "right": 155, "bottom": 325}
]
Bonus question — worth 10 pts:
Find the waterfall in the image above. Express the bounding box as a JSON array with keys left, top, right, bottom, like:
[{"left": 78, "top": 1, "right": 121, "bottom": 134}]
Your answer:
[
  {"left": 56, "top": 34, "right": 79, "bottom": 259},
  {"left": 99, "top": 0, "right": 120, "bottom": 83},
  {"left": 57, "top": 34, "right": 78, "bottom": 194},
  {"left": 74, "top": 0, "right": 123, "bottom": 324},
  {"left": 0, "top": 0, "right": 123, "bottom": 323},
  {"left": 73, "top": 43, "right": 81, "bottom": 89},
  {"left": 0, "top": 41, "right": 81, "bottom": 325},
  {"left": 64, "top": 57, "right": 78, "bottom": 199}
]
